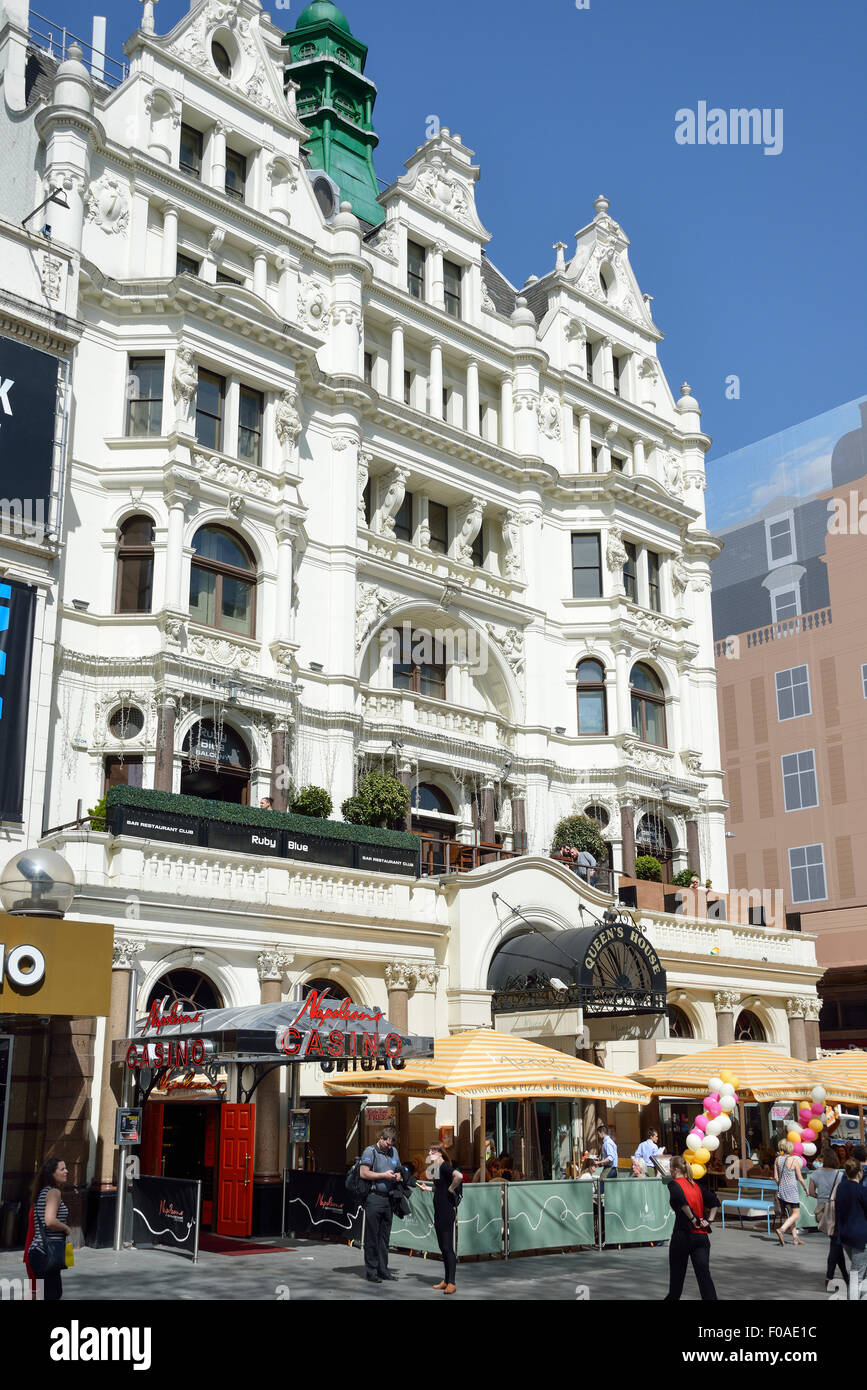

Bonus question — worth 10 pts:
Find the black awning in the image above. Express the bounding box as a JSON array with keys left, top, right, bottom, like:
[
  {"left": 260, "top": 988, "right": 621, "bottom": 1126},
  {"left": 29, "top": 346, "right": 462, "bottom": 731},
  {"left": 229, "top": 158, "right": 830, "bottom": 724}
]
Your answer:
[{"left": 488, "top": 919, "right": 667, "bottom": 1018}]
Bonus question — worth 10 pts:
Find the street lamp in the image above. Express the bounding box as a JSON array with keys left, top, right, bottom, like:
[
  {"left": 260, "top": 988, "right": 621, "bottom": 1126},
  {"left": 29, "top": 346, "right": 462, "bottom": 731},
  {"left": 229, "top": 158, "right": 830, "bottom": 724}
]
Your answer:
[{"left": 0, "top": 848, "right": 76, "bottom": 918}]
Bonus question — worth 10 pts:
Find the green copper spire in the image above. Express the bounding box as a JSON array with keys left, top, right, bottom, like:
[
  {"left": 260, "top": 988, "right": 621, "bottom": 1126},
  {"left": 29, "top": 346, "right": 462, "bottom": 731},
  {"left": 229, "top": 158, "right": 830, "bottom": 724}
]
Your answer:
[{"left": 282, "top": 3, "right": 384, "bottom": 226}]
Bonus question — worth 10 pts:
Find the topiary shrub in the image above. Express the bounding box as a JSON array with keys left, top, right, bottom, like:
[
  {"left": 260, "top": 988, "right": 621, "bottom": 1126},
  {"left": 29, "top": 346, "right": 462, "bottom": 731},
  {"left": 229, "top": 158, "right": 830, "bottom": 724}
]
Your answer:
[
  {"left": 634, "top": 854, "right": 663, "bottom": 882},
  {"left": 291, "top": 785, "right": 333, "bottom": 819},
  {"left": 87, "top": 795, "right": 107, "bottom": 831},
  {"left": 551, "top": 813, "right": 606, "bottom": 860},
  {"left": 671, "top": 868, "right": 698, "bottom": 887},
  {"left": 341, "top": 771, "right": 410, "bottom": 830}
]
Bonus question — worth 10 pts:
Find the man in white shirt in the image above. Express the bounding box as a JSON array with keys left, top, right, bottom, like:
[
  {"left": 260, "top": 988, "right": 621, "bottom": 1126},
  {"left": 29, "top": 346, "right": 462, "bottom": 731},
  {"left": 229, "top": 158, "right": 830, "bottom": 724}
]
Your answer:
[
  {"left": 599, "top": 1124, "right": 618, "bottom": 1177},
  {"left": 633, "top": 1128, "right": 664, "bottom": 1168}
]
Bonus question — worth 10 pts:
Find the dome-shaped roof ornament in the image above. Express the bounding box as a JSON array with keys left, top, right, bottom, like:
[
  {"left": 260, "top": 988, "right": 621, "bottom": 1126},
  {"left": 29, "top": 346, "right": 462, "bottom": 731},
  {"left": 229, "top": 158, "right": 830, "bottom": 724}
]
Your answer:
[
  {"left": 593, "top": 194, "right": 610, "bottom": 217},
  {"left": 296, "top": 1, "right": 352, "bottom": 33}
]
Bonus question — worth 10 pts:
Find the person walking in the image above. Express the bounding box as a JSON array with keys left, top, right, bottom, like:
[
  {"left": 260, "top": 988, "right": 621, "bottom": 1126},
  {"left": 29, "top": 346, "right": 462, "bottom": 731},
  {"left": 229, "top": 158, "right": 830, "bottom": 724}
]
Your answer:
[
  {"left": 663, "top": 1154, "right": 717, "bottom": 1300},
  {"left": 774, "top": 1139, "right": 809, "bottom": 1245},
  {"left": 835, "top": 1158, "right": 867, "bottom": 1298},
  {"left": 633, "top": 1128, "right": 664, "bottom": 1168},
  {"left": 418, "top": 1142, "right": 462, "bottom": 1294},
  {"left": 358, "top": 1126, "right": 403, "bottom": 1285},
  {"left": 809, "top": 1149, "right": 847, "bottom": 1289},
  {"left": 24, "top": 1157, "right": 70, "bottom": 1302}
]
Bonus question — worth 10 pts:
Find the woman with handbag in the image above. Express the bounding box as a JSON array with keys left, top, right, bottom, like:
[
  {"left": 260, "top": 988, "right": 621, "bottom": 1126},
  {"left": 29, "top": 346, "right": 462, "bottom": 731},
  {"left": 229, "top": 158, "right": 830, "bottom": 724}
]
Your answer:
[
  {"left": 25, "top": 1157, "right": 71, "bottom": 1301},
  {"left": 417, "top": 1142, "right": 462, "bottom": 1295},
  {"left": 774, "top": 1140, "right": 809, "bottom": 1245},
  {"left": 809, "top": 1149, "right": 847, "bottom": 1289}
]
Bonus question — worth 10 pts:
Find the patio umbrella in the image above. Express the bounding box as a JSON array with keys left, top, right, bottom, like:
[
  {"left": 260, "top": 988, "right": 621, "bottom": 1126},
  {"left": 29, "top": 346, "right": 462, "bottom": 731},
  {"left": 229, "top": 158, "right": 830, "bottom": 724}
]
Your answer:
[
  {"left": 326, "top": 1028, "right": 653, "bottom": 1179},
  {"left": 811, "top": 1052, "right": 867, "bottom": 1141},
  {"left": 631, "top": 1043, "right": 867, "bottom": 1166}
]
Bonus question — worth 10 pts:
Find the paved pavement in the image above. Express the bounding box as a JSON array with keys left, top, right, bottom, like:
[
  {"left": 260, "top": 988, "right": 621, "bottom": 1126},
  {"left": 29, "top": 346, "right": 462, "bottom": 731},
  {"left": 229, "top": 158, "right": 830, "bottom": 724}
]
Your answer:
[{"left": 0, "top": 1224, "right": 842, "bottom": 1301}]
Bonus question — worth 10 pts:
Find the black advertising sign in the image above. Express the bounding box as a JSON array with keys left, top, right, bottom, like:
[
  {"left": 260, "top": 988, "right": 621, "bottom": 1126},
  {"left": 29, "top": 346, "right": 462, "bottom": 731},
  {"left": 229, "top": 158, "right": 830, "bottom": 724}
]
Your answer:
[
  {"left": 110, "top": 804, "right": 200, "bottom": 845},
  {"left": 356, "top": 842, "right": 419, "bottom": 875},
  {"left": 131, "top": 1176, "right": 200, "bottom": 1260},
  {"left": 283, "top": 828, "right": 355, "bottom": 868},
  {"left": 0, "top": 581, "right": 36, "bottom": 821},
  {"left": 0, "top": 337, "right": 59, "bottom": 523},
  {"left": 205, "top": 819, "right": 284, "bottom": 857},
  {"left": 284, "top": 1171, "right": 363, "bottom": 1243}
]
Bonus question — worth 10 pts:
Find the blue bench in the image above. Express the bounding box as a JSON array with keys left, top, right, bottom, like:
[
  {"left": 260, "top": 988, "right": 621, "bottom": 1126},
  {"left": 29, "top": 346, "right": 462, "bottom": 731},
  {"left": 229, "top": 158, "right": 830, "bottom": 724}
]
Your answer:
[{"left": 721, "top": 1178, "right": 778, "bottom": 1233}]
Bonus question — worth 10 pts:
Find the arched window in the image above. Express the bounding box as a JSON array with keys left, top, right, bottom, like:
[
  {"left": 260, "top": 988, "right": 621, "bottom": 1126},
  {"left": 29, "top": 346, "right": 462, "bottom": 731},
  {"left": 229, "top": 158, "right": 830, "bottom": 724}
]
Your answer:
[
  {"left": 584, "top": 804, "right": 610, "bottom": 829},
  {"left": 411, "top": 783, "right": 455, "bottom": 815},
  {"left": 211, "top": 41, "right": 232, "bottom": 78},
  {"left": 302, "top": 977, "right": 350, "bottom": 1003},
  {"left": 636, "top": 812, "right": 672, "bottom": 874},
  {"left": 115, "top": 515, "right": 154, "bottom": 614},
  {"left": 576, "top": 659, "right": 607, "bottom": 734},
  {"left": 189, "top": 526, "right": 256, "bottom": 636},
  {"left": 735, "top": 1010, "right": 766, "bottom": 1042},
  {"left": 147, "top": 968, "right": 223, "bottom": 1014},
  {"left": 181, "top": 718, "right": 251, "bottom": 804},
  {"left": 630, "top": 663, "right": 666, "bottom": 746},
  {"left": 667, "top": 1004, "right": 694, "bottom": 1039},
  {"left": 391, "top": 627, "right": 446, "bottom": 700}
]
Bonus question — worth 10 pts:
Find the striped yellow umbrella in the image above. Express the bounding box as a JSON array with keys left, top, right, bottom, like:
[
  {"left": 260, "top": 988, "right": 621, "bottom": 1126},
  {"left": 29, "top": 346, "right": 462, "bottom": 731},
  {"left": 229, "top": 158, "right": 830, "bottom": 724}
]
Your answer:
[
  {"left": 812, "top": 1054, "right": 867, "bottom": 1142},
  {"left": 632, "top": 1043, "right": 867, "bottom": 1105},
  {"left": 326, "top": 1028, "right": 653, "bottom": 1103}
]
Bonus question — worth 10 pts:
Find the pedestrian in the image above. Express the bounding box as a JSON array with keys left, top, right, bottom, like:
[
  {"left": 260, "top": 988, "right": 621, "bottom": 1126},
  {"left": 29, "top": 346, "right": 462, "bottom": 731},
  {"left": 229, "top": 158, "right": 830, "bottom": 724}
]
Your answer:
[
  {"left": 358, "top": 1126, "right": 404, "bottom": 1285},
  {"left": 663, "top": 1154, "right": 718, "bottom": 1301},
  {"left": 853, "top": 1144, "right": 867, "bottom": 1181},
  {"left": 835, "top": 1158, "right": 867, "bottom": 1298},
  {"left": 809, "top": 1147, "right": 847, "bottom": 1290},
  {"left": 599, "top": 1124, "right": 618, "bottom": 1177},
  {"left": 633, "top": 1127, "right": 664, "bottom": 1168},
  {"left": 774, "top": 1139, "right": 809, "bottom": 1245},
  {"left": 24, "top": 1156, "right": 70, "bottom": 1302},
  {"left": 259, "top": 796, "right": 273, "bottom": 809},
  {"left": 631, "top": 1156, "right": 647, "bottom": 1178},
  {"left": 575, "top": 848, "right": 597, "bottom": 884},
  {"left": 418, "top": 1142, "right": 462, "bottom": 1294}
]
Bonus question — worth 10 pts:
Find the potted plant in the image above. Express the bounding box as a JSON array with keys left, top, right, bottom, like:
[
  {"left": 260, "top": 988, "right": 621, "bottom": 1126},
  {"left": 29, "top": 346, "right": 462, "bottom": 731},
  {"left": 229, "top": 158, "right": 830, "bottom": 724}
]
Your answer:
[
  {"left": 291, "top": 785, "right": 333, "bottom": 819},
  {"left": 342, "top": 771, "right": 410, "bottom": 830}
]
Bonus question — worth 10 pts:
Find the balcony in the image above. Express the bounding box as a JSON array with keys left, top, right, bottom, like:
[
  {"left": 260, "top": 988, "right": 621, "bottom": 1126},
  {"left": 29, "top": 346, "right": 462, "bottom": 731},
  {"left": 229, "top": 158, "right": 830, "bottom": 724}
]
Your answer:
[
  {"left": 417, "top": 834, "right": 521, "bottom": 876},
  {"left": 715, "top": 606, "right": 832, "bottom": 658},
  {"left": 361, "top": 687, "right": 515, "bottom": 751}
]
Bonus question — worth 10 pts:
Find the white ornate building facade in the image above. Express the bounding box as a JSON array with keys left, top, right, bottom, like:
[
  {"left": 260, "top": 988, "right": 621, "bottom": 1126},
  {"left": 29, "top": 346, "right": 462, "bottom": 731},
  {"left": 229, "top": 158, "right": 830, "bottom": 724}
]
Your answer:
[{"left": 0, "top": 0, "right": 822, "bottom": 1231}]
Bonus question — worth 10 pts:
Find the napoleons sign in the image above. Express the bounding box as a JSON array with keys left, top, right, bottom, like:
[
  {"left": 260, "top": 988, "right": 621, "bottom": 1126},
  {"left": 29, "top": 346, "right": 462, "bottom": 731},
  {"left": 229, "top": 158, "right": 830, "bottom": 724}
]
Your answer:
[{"left": 275, "top": 989, "right": 405, "bottom": 1062}]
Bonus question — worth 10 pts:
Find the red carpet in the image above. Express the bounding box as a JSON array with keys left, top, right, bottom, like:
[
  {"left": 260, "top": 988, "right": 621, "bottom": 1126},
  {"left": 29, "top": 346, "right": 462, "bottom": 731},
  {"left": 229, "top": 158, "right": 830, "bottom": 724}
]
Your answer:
[{"left": 197, "top": 1233, "right": 294, "bottom": 1256}]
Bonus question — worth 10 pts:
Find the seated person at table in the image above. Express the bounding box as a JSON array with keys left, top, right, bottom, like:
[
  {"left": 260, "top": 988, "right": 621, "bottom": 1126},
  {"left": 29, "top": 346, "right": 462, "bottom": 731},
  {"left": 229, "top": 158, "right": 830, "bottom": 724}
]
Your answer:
[
  {"left": 577, "top": 1156, "right": 599, "bottom": 1180},
  {"left": 631, "top": 1157, "right": 647, "bottom": 1178}
]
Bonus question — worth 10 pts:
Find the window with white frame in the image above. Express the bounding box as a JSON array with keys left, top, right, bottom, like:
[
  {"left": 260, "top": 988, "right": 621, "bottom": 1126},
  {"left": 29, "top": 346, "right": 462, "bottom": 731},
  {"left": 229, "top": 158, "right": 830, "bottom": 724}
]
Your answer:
[
  {"left": 775, "top": 665, "right": 811, "bottom": 720},
  {"left": 782, "top": 750, "right": 818, "bottom": 811},
  {"left": 788, "top": 843, "right": 827, "bottom": 902},
  {"left": 765, "top": 511, "right": 795, "bottom": 567},
  {"left": 771, "top": 586, "right": 800, "bottom": 622}
]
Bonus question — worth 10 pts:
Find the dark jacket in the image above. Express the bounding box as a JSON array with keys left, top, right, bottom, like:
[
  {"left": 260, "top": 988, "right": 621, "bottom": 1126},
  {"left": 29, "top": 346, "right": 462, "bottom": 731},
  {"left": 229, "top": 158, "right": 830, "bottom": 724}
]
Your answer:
[{"left": 835, "top": 1178, "right": 867, "bottom": 1251}]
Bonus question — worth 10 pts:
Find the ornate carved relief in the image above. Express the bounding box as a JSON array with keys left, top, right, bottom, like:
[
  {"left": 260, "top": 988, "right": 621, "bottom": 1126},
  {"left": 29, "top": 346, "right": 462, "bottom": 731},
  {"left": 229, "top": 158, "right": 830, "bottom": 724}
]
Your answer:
[
  {"left": 85, "top": 172, "right": 130, "bottom": 235},
  {"left": 188, "top": 632, "right": 257, "bottom": 669},
  {"left": 537, "top": 391, "right": 561, "bottom": 441},
  {"left": 454, "top": 498, "right": 486, "bottom": 565},
  {"left": 378, "top": 467, "right": 409, "bottom": 539},
  {"left": 355, "top": 583, "right": 392, "bottom": 652}
]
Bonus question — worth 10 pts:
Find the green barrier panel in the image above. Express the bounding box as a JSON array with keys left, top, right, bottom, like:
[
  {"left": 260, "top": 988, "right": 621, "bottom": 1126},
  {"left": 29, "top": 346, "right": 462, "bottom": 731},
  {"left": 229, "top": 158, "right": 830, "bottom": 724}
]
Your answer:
[
  {"left": 456, "top": 1183, "right": 504, "bottom": 1257},
  {"left": 507, "top": 1180, "right": 596, "bottom": 1253},
  {"left": 602, "top": 1178, "right": 674, "bottom": 1246},
  {"left": 390, "top": 1189, "right": 440, "bottom": 1254},
  {"left": 797, "top": 1191, "right": 818, "bottom": 1230}
]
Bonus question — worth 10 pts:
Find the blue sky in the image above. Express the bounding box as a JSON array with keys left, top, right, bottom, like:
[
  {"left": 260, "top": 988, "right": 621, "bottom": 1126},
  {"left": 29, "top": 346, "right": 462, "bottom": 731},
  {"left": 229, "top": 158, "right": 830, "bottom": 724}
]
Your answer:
[{"left": 38, "top": 0, "right": 867, "bottom": 491}]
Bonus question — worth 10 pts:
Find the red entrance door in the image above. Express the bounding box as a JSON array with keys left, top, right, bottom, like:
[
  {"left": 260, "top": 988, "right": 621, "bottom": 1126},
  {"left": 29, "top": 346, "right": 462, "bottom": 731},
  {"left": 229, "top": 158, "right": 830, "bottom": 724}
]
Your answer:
[
  {"left": 139, "top": 1103, "right": 164, "bottom": 1176},
  {"left": 216, "top": 1104, "right": 255, "bottom": 1237}
]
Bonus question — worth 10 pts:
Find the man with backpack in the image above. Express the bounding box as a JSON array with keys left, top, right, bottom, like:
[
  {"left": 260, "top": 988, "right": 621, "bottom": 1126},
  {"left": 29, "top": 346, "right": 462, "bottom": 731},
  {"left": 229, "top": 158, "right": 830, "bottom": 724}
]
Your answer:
[{"left": 357, "top": 1126, "right": 404, "bottom": 1284}]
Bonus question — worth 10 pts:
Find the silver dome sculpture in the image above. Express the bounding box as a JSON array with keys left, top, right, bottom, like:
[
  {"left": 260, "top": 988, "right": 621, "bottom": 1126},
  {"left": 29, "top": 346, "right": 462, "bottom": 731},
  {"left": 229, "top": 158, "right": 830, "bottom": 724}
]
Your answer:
[{"left": 0, "top": 848, "right": 76, "bottom": 918}]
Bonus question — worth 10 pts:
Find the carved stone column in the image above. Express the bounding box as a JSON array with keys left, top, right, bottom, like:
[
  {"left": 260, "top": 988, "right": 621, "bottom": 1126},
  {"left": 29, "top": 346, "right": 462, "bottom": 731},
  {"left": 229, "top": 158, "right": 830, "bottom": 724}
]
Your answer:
[
  {"left": 154, "top": 694, "right": 177, "bottom": 792},
  {"left": 714, "top": 990, "right": 741, "bottom": 1046},
  {"left": 161, "top": 202, "right": 179, "bottom": 277},
  {"left": 510, "top": 788, "right": 527, "bottom": 855},
  {"left": 480, "top": 780, "right": 496, "bottom": 847},
  {"left": 95, "top": 938, "right": 145, "bottom": 1190},
  {"left": 637, "top": 1038, "right": 661, "bottom": 1134},
  {"left": 786, "top": 998, "right": 808, "bottom": 1062},
  {"left": 254, "top": 951, "right": 293, "bottom": 1230},
  {"left": 686, "top": 820, "right": 701, "bottom": 879},
  {"left": 389, "top": 322, "right": 404, "bottom": 401},
  {"left": 397, "top": 759, "right": 413, "bottom": 832},
  {"left": 803, "top": 997, "right": 821, "bottom": 1061},
  {"left": 466, "top": 359, "right": 480, "bottom": 435},
  {"left": 385, "top": 962, "right": 414, "bottom": 1149},
  {"left": 620, "top": 802, "right": 636, "bottom": 878},
  {"left": 270, "top": 720, "right": 291, "bottom": 812}
]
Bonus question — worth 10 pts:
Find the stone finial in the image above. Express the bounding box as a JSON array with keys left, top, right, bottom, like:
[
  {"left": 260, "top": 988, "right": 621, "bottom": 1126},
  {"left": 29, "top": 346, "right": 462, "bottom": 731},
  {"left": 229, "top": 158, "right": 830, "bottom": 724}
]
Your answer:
[
  {"left": 141, "top": 0, "right": 158, "bottom": 34},
  {"left": 553, "top": 241, "right": 567, "bottom": 272},
  {"left": 593, "top": 194, "right": 610, "bottom": 217},
  {"left": 681, "top": 382, "right": 692, "bottom": 397}
]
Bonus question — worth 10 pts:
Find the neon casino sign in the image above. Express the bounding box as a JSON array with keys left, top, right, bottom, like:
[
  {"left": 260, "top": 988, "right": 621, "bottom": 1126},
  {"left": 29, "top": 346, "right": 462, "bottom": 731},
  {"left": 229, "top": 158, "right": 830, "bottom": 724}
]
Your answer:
[{"left": 275, "top": 989, "right": 406, "bottom": 1064}]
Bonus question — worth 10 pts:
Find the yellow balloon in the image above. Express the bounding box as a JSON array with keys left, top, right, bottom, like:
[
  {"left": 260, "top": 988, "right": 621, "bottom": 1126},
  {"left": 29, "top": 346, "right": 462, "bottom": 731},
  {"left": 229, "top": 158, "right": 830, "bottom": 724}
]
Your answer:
[
  {"left": 787, "top": 1130, "right": 802, "bottom": 1145},
  {"left": 730, "top": 1078, "right": 740, "bottom": 1090},
  {"left": 808, "top": 1118, "right": 823, "bottom": 1133},
  {"left": 694, "top": 1147, "right": 711, "bottom": 1165},
  {"left": 720, "top": 1071, "right": 732, "bottom": 1084},
  {"left": 691, "top": 1163, "right": 707, "bottom": 1180}
]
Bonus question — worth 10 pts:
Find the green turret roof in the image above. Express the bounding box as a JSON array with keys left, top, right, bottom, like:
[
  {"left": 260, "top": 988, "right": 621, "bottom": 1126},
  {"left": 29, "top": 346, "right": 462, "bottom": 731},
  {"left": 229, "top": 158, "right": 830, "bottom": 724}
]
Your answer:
[{"left": 282, "top": 4, "right": 384, "bottom": 226}]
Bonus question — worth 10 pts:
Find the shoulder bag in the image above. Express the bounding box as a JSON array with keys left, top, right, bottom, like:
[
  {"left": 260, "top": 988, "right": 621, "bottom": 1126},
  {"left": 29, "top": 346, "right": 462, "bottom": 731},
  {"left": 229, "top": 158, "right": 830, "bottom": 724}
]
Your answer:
[
  {"left": 27, "top": 1202, "right": 67, "bottom": 1277},
  {"left": 816, "top": 1171, "right": 842, "bottom": 1236}
]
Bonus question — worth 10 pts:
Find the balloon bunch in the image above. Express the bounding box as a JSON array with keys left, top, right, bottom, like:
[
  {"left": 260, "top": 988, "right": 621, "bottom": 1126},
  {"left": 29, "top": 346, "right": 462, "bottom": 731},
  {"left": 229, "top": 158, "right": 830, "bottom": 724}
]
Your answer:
[
  {"left": 785, "top": 1085, "right": 827, "bottom": 1162},
  {"left": 684, "top": 1071, "right": 740, "bottom": 1179}
]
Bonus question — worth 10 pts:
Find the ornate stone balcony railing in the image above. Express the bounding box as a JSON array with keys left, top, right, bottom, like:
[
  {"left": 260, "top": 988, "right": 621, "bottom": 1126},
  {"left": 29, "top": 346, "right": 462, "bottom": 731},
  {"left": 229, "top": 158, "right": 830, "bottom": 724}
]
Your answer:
[{"left": 715, "top": 606, "right": 832, "bottom": 659}]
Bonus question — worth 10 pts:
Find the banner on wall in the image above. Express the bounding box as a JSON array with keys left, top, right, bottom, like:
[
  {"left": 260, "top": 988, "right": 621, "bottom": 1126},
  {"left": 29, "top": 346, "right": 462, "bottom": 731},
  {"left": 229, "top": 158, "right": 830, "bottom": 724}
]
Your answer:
[
  {"left": 284, "top": 1171, "right": 364, "bottom": 1243},
  {"left": 131, "top": 1176, "right": 200, "bottom": 1260},
  {"left": 0, "top": 580, "right": 36, "bottom": 821},
  {"left": 0, "top": 336, "right": 60, "bottom": 533}
]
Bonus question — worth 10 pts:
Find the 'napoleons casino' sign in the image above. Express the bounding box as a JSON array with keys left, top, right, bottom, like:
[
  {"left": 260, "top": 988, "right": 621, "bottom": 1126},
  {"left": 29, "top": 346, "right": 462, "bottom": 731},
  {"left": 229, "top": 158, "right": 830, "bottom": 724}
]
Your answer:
[{"left": 275, "top": 989, "right": 406, "bottom": 1062}]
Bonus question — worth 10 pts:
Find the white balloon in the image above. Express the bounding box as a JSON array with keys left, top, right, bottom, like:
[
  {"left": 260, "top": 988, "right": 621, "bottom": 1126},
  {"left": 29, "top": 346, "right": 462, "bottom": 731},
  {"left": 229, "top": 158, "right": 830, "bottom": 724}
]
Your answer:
[
  {"left": 717, "top": 1114, "right": 732, "bottom": 1132},
  {"left": 703, "top": 1135, "right": 720, "bottom": 1152},
  {"left": 720, "top": 1095, "right": 737, "bottom": 1112},
  {"left": 686, "top": 1133, "right": 702, "bottom": 1152},
  {"left": 708, "top": 1077, "right": 724, "bottom": 1094},
  {"left": 720, "top": 1082, "right": 735, "bottom": 1097},
  {"left": 803, "top": 1142, "right": 817, "bottom": 1157},
  {"left": 705, "top": 1118, "right": 724, "bottom": 1136},
  {"left": 811, "top": 1085, "right": 826, "bottom": 1104}
]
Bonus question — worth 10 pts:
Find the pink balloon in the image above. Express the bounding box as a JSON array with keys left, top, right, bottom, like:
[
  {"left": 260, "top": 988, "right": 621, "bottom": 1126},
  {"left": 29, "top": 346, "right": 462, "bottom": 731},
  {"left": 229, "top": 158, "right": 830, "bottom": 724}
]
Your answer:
[
  {"left": 793, "top": 1142, "right": 804, "bottom": 1156},
  {"left": 731, "top": 1092, "right": 738, "bottom": 1104},
  {"left": 705, "top": 1098, "right": 722, "bottom": 1118},
  {"left": 800, "top": 1157, "right": 808, "bottom": 1168},
  {"left": 694, "top": 1115, "right": 708, "bottom": 1131},
  {"left": 800, "top": 1129, "right": 814, "bottom": 1144},
  {"left": 799, "top": 1108, "right": 812, "bottom": 1126},
  {"left": 811, "top": 1102, "right": 824, "bottom": 1116}
]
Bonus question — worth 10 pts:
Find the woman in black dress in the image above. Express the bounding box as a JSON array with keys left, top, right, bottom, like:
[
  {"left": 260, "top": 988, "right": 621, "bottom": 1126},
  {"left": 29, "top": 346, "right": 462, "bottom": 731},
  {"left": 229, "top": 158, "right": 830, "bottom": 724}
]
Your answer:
[{"left": 418, "top": 1142, "right": 463, "bottom": 1293}]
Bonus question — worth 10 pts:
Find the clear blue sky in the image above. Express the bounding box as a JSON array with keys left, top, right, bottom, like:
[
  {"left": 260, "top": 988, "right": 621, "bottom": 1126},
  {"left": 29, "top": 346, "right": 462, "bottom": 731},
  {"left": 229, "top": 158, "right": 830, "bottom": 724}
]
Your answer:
[{"left": 41, "top": 0, "right": 867, "bottom": 464}]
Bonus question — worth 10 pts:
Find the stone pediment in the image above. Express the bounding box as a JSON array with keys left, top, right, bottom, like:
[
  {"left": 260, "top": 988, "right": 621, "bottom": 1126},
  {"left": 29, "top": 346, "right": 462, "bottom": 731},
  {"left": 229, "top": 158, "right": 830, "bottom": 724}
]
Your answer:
[
  {"left": 568, "top": 196, "right": 654, "bottom": 328},
  {"left": 389, "top": 132, "right": 490, "bottom": 241}
]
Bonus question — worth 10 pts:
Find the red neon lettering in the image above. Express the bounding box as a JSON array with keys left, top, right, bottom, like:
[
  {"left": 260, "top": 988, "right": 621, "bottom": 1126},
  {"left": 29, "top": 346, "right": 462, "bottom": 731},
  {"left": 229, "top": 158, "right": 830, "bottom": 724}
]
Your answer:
[
  {"left": 327, "top": 1029, "right": 344, "bottom": 1058},
  {"left": 154, "top": 1041, "right": 165, "bottom": 1067},
  {"left": 145, "top": 998, "right": 203, "bottom": 1033},
  {"left": 279, "top": 1029, "right": 302, "bottom": 1057},
  {"left": 176, "top": 1040, "right": 188, "bottom": 1067},
  {"left": 291, "top": 989, "right": 382, "bottom": 1028},
  {"left": 125, "top": 1044, "right": 140, "bottom": 1070},
  {"left": 190, "top": 1040, "right": 204, "bottom": 1066},
  {"left": 361, "top": 1032, "right": 378, "bottom": 1058},
  {"left": 383, "top": 1032, "right": 403, "bottom": 1058},
  {"left": 304, "top": 1030, "right": 325, "bottom": 1059}
]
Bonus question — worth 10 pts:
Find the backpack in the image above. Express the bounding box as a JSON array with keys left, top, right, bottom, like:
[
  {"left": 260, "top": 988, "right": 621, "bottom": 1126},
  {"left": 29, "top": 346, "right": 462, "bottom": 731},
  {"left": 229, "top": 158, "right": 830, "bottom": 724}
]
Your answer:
[{"left": 345, "top": 1150, "right": 372, "bottom": 1201}]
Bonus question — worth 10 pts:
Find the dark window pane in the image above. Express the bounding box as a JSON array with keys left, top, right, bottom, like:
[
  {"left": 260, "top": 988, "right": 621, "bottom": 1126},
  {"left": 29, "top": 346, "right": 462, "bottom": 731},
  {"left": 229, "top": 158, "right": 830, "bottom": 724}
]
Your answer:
[
  {"left": 176, "top": 253, "right": 200, "bottom": 277},
  {"left": 127, "top": 358, "right": 163, "bottom": 437},
  {"left": 212, "top": 42, "right": 232, "bottom": 78},
  {"left": 189, "top": 565, "right": 217, "bottom": 626},
  {"left": 225, "top": 149, "right": 246, "bottom": 202},
  {"left": 571, "top": 531, "right": 602, "bottom": 599},
  {"left": 647, "top": 550, "right": 661, "bottom": 611},
  {"left": 624, "top": 542, "right": 638, "bottom": 601},
  {"left": 220, "top": 576, "right": 253, "bottom": 635},
  {"left": 180, "top": 124, "right": 203, "bottom": 177},
  {"left": 394, "top": 492, "right": 413, "bottom": 543},
  {"left": 120, "top": 517, "right": 154, "bottom": 548},
  {"left": 428, "top": 502, "right": 448, "bottom": 554},
  {"left": 444, "top": 259, "right": 462, "bottom": 317},
  {"left": 578, "top": 690, "right": 606, "bottom": 734},
  {"left": 117, "top": 555, "right": 153, "bottom": 613},
  {"left": 408, "top": 242, "right": 425, "bottom": 299},
  {"left": 239, "top": 387, "right": 262, "bottom": 466},
  {"left": 578, "top": 659, "right": 605, "bottom": 684},
  {"left": 192, "top": 526, "right": 252, "bottom": 571},
  {"left": 630, "top": 663, "right": 662, "bottom": 694},
  {"left": 196, "top": 371, "right": 224, "bottom": 450}
]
